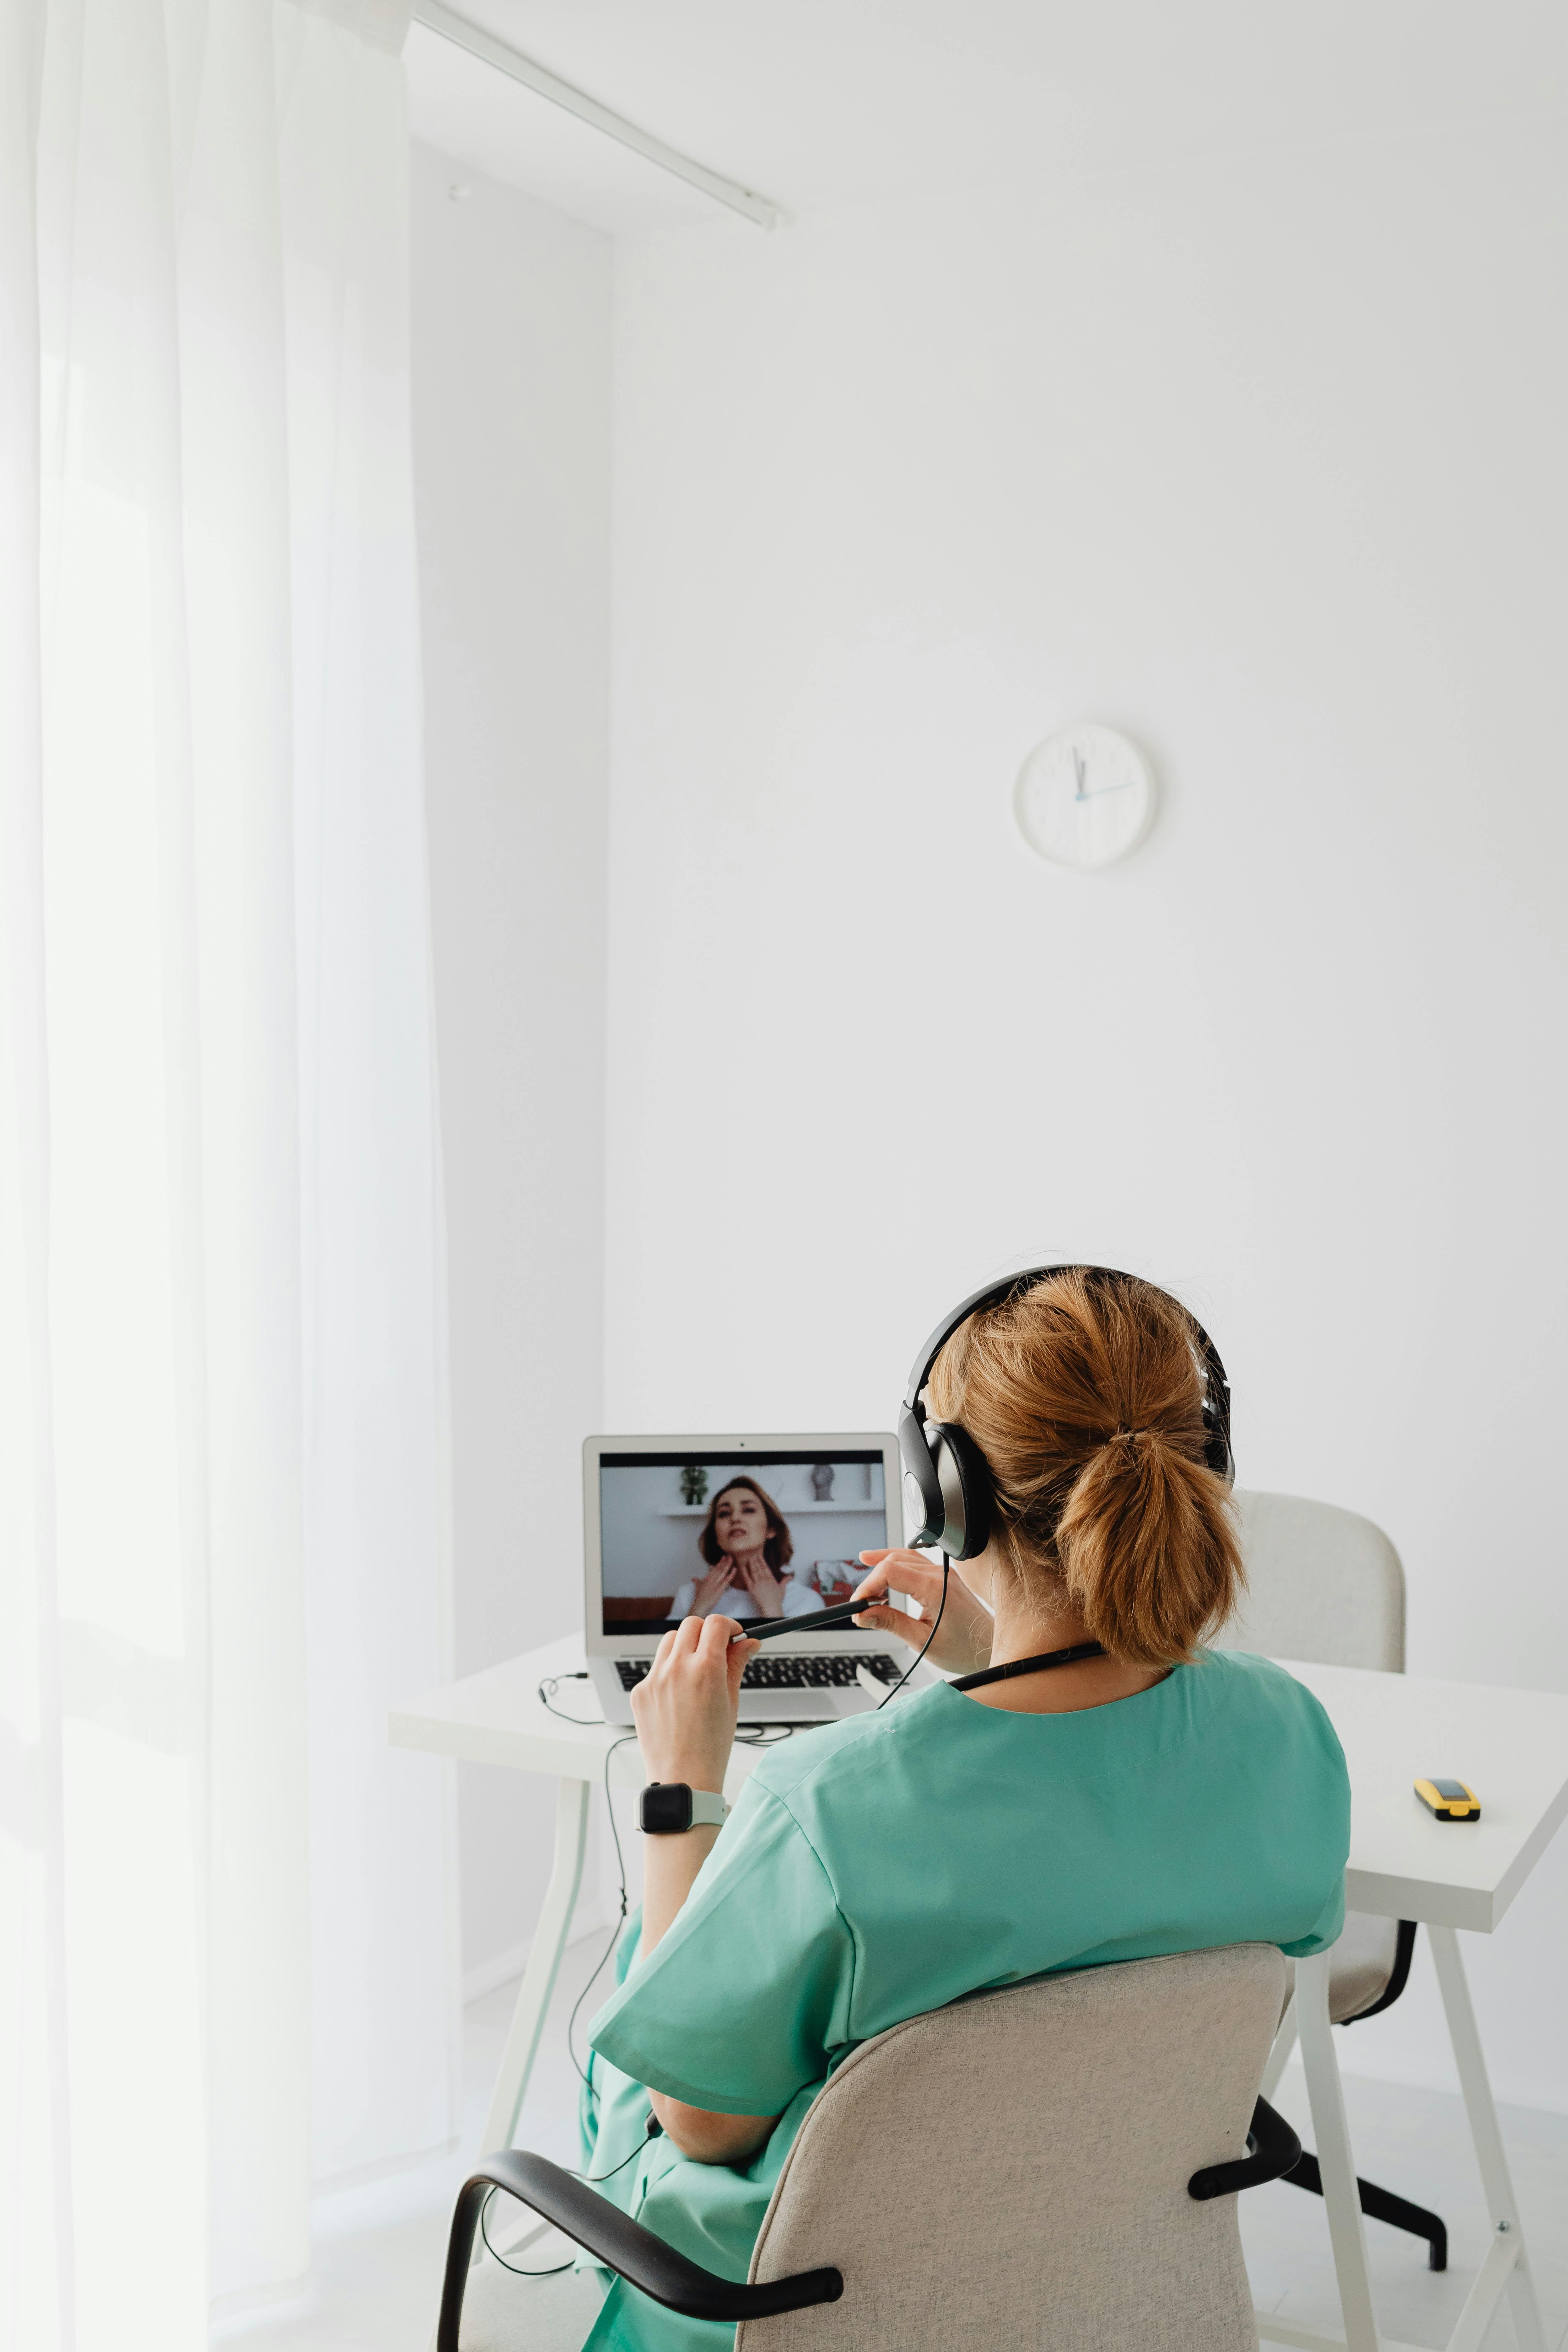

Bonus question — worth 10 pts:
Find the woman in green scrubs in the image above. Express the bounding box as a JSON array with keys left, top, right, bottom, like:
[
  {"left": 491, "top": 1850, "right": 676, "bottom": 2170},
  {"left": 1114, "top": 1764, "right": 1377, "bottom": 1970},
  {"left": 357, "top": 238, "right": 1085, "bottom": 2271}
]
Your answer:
[{"left": 566, "top": 1271, "right": 1350, "bottom": 2352}]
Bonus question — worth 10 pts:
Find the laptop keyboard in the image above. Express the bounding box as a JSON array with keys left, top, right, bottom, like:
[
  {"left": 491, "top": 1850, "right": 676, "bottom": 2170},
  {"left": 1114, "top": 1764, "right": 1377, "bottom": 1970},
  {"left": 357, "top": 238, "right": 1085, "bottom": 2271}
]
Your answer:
[{"left": 615, "top": 1654, "right": 902, "bottom": 1692}]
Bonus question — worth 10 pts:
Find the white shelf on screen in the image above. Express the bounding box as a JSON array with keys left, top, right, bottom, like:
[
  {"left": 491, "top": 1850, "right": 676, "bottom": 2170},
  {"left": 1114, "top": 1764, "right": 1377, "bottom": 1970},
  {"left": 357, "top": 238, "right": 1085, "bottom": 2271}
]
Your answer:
[{"left": 660, "top": 1501, "right": 885, "bottom": 1517}]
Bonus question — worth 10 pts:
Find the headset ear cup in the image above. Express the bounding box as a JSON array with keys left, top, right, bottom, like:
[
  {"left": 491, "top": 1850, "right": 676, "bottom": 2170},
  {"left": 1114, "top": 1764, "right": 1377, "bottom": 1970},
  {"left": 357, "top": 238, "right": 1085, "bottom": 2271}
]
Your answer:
[
  {"left": 927, "top": 1422, "right": 994, "bottom": 1561},
  {"left": 896, "top": 1402, "right": 945, "bottom": 1547}
]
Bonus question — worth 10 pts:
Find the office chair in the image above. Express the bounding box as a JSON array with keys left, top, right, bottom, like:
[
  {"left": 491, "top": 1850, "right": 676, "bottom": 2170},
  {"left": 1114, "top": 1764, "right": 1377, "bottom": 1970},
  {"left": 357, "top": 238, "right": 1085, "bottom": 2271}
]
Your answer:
[
  {"left": 441, "top": 1942, "right": 1302, "bottom": 2352},
  {"left": 1217, "top": 1489, "right": 1445, "bottom": 2271}
]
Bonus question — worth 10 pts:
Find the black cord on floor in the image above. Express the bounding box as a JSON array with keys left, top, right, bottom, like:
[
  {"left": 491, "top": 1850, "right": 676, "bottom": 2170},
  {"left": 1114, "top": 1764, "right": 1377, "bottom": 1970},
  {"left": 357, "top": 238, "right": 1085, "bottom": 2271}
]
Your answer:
[{"left": 877, "top": 1555, "right": 949, "bottom": 1708}]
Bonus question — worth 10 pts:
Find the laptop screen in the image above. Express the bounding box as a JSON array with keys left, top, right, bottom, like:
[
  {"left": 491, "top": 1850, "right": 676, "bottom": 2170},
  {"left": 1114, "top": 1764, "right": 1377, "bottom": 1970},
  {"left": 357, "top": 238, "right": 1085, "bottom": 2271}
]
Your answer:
[{"left": 598, "top": 1449, "right": 889, "bottom": 1638}]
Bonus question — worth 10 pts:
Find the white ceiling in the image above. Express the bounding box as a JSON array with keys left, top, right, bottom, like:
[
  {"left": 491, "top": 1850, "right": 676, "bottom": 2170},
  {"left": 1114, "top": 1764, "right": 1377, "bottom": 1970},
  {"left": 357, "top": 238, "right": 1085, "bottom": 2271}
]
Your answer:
[{"left": 405, "top": 0, "right": 1568, "bottom": 237}]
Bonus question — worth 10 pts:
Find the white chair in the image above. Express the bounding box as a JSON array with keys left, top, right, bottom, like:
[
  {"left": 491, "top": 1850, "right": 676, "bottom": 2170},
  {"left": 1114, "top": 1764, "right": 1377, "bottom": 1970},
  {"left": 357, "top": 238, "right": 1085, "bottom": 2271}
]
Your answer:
[
  {"left": 441, "top": 1943, "right": 1302, "bottom": 2352},
  {"left": 1216, "top": 1489, "right": 1444, "bottom": 2270}
]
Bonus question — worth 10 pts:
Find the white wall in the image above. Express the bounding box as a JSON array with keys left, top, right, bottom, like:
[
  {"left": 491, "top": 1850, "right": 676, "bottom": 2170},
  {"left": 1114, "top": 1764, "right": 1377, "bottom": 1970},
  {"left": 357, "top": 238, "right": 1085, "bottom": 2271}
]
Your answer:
[
  {"left": 411, "top": 144, "right": 611, "bottom": 1988},
  {"left": 606, "top": 132, "right": 1568, "bottom": 2107}
]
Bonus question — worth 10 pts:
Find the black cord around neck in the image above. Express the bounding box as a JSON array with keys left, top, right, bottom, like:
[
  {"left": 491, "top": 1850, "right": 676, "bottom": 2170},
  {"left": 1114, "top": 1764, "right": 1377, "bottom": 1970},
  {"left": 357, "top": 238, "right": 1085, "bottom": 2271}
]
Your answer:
[{"left": 950, "top": 1640, "right": 1106, "bottom": 1692}]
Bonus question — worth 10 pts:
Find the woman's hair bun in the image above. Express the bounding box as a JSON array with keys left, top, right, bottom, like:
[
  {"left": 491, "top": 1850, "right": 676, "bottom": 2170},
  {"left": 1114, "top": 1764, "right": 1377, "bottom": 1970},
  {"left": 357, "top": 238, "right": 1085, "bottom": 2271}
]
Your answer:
[{"left": 926, "top": 1269, "right": 1243, "bottom": 1668}]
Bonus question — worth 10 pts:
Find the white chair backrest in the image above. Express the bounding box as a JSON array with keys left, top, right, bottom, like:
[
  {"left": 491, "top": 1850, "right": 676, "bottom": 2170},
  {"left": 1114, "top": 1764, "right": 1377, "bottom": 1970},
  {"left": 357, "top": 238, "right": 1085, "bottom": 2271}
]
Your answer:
[
  {"left": 738, "top": 1943, "right": 1286, "bottom": 2352},
  {"left": 1217, "top": 1489, "right": 1406, "bottom": 1673}
]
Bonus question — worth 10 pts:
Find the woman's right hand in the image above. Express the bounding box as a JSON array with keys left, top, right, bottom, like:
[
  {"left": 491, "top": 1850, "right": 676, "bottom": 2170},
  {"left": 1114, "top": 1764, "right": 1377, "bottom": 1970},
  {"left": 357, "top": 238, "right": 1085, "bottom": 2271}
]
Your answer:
[
  {"left": 691, "top": 1555, "right": 738, "bottom": 1616},
  {"left": 850, "top": 1549, "right": 995, "bottom": 1675}
]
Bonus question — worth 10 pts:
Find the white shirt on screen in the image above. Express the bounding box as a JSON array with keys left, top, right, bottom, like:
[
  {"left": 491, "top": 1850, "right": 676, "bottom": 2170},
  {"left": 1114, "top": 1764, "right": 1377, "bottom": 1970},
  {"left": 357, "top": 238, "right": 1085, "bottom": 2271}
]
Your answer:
[{"left": 670, "top": 1576, "right": 819, "bottom": 1620}]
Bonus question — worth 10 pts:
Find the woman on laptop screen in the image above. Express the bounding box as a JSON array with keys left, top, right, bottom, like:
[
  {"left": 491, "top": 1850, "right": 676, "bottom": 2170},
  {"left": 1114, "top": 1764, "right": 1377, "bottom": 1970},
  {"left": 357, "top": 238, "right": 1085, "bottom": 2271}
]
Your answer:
[
  {"left": 669, "top": 1476, "right": 818, "bottom": 1621},
  {"left": 555, "top": 1270, "right": 1349, "bottom": 2352}
]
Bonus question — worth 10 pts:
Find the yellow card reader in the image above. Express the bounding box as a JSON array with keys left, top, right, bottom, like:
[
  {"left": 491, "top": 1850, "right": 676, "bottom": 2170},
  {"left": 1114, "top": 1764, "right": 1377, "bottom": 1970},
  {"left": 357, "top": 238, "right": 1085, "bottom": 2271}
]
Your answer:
[{"left": 1415, "top": 1776, "right": 1480, "bottom": 1823}]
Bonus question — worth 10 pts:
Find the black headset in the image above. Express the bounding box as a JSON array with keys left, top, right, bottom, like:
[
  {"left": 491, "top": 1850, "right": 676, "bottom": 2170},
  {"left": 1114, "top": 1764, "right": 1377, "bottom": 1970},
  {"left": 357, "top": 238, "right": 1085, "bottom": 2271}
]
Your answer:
[{"left": 896, "top": 1266, "right": 1234, "bottom": 1561}]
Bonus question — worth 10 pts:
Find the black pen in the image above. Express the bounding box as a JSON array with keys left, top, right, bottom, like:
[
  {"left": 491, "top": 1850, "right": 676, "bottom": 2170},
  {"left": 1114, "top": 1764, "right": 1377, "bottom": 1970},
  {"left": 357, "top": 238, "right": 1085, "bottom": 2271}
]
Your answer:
[{"left": 729, "top": 1595, "right": 892, "bottom": 1643}]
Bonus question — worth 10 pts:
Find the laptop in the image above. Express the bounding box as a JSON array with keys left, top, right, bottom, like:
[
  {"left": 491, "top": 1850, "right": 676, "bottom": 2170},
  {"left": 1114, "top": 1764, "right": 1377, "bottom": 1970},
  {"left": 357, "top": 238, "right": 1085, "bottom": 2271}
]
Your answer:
[{"left": 584, "top": 1433, "right": 916, "bottom": 1724}]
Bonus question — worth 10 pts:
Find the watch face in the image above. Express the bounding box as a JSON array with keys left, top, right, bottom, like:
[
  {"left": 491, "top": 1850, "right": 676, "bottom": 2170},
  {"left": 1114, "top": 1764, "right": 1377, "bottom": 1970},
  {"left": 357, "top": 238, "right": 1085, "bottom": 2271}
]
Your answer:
[
  {"left": 640, "top": 1782, "right": 692, "bottom": 1834},
  {"left": 1013, "top": 725, "right": 1156, "bottom": 871}
]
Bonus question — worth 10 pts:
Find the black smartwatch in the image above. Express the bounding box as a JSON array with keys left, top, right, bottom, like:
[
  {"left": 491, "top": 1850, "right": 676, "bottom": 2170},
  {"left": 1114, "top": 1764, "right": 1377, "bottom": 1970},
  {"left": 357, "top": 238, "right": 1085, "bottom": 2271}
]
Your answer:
[{"left": 638, "top": 1782, "right": 730, "bottom": 1835}]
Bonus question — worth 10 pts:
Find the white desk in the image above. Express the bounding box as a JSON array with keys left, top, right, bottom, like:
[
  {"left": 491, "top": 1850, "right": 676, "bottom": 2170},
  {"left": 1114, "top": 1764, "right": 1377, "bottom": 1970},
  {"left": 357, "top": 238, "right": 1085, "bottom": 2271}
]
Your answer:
[{"left": 391, "top": 1637, "right": 1568, "bottom": 2352}]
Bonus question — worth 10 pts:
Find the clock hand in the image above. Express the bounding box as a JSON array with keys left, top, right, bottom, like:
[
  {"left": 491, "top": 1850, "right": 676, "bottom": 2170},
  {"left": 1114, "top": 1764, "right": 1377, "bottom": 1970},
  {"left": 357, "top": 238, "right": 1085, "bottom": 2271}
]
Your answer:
[{"left": 1070, "top": 749, "right": 1134, "bottom": 802}]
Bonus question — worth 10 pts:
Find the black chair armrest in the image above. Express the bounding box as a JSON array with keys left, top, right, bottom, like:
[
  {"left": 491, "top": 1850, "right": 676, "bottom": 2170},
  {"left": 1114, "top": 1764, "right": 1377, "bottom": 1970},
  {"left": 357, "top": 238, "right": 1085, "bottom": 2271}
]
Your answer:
[
  {"left": 1187, "top": 2097, "right": 1302, "bottom": 2201},
  {"left": 438, "top": 2150, "right": 843, "bottom": 2351}
]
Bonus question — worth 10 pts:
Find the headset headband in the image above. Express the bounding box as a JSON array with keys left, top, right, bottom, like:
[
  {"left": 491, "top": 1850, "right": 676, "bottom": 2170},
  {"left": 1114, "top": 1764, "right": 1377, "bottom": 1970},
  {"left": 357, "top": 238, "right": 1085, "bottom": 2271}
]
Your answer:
[
  {"left": 905, "top": 1263, "right": 1231, "bottom": 1459},
  {"left": 904, "top": 1266, "right": 1077, "bottom": 1412}
]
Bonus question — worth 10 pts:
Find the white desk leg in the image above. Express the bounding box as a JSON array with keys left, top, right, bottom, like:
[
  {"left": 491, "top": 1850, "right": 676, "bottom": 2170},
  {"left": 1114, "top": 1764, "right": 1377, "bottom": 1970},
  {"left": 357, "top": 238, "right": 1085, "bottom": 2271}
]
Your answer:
[
  {"left": 1297, "top": 1950, "right": 1382, "bottom": 2352},
  {"left": 1428, "top": 1924, "right": 1547, "bottom": 2352},
  {"left": 477, "top": 1775, "right": 591, "bottom": 2159},
  {"left": 1262, "top": 1990, "right": 1299, "bottom": 2100}
]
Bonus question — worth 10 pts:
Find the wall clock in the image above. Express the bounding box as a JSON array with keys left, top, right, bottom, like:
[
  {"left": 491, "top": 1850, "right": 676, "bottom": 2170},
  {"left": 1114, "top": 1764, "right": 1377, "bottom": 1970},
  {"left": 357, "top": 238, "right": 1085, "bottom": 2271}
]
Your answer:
[{"left": 1013, "top": 725, "right": 1157, "bottom": 870}]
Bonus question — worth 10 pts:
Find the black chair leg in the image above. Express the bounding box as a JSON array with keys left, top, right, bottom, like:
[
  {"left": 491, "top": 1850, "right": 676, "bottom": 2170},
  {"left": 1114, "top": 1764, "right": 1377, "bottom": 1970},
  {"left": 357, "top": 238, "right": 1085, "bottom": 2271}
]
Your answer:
[{"left": 1283, "top": 2150, "right": 1447, "bottom": 2271}]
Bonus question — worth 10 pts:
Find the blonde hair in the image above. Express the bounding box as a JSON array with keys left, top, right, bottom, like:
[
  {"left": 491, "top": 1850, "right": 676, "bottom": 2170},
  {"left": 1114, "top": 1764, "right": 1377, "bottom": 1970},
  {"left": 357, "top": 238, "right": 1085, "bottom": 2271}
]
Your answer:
[{"left": 927, "top": 1269, "right": 1243, "bottom": 1669}]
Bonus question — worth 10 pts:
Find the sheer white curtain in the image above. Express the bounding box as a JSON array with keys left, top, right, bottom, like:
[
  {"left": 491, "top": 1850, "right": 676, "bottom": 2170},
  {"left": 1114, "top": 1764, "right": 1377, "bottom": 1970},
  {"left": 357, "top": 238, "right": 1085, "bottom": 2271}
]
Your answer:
[{"left": 0, "top": 0, "right": 457, "bottom": 2342}]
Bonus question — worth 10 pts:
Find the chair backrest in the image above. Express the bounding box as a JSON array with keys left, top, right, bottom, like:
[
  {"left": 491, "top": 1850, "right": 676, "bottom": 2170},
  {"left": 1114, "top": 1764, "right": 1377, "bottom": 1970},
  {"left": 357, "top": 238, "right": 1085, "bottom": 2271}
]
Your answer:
[
  {"left": 737, "top": 1943, "right": 1286, "bottom": 2352},
  {"left": 1216, "top": 1489, "right": 1406, "bottom": 1673}
]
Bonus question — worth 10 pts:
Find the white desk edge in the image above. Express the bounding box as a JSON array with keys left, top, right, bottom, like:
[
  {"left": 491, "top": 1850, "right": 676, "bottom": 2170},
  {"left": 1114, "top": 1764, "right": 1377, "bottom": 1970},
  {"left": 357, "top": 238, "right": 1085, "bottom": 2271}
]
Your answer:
[{"left": 390, "top": 1638, "right": 1568, "bottom": 1936}]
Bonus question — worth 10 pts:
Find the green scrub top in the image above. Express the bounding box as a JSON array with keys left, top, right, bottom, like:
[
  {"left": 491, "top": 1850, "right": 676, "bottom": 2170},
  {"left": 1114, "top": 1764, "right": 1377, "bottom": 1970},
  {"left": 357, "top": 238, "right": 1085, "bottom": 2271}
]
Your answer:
[{"left": 577, "top": 1648, "right": 1349, "bottom": 2352}]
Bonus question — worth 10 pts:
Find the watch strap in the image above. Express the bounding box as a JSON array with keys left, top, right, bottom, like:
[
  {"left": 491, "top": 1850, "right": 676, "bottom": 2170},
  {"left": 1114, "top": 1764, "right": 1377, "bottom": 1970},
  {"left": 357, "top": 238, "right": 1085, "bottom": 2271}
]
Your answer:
[{"left": 640, "top": 1782, "right": 730, "bottom": 1833}]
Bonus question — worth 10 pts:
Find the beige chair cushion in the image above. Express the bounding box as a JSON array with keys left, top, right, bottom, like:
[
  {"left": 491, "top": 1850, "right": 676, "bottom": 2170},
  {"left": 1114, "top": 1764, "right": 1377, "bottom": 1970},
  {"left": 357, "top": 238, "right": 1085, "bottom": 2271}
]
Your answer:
[
  {"left": 1281, "top": 1916, "right": 1401, "bottom": 2034},
  {"left": 738, "top": 1943, "right": 1286, "bottom": 2352},
  {"left": 1219, "top": 1490, "right": 1409, "bottom": 2022},
  {"left": 1326, "top": 1912, "right": 1401, "bottom": 2025}
]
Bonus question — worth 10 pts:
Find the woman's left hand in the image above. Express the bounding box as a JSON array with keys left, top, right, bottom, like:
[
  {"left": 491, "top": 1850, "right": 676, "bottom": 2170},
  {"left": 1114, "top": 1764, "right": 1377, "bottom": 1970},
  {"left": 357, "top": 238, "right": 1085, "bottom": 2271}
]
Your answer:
[
  {"left": 850, "top": 1549, "right": 995, "bottom": 1673},
  {"left": 735, "top": 1555, "right": 785, "bottom": 1618},
  {"left": 631, "top": 1614, "right": 759, "bottom": 1791},
  {"left": 690, "top": 1554, "right": 738, "bottom": 1616}
]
